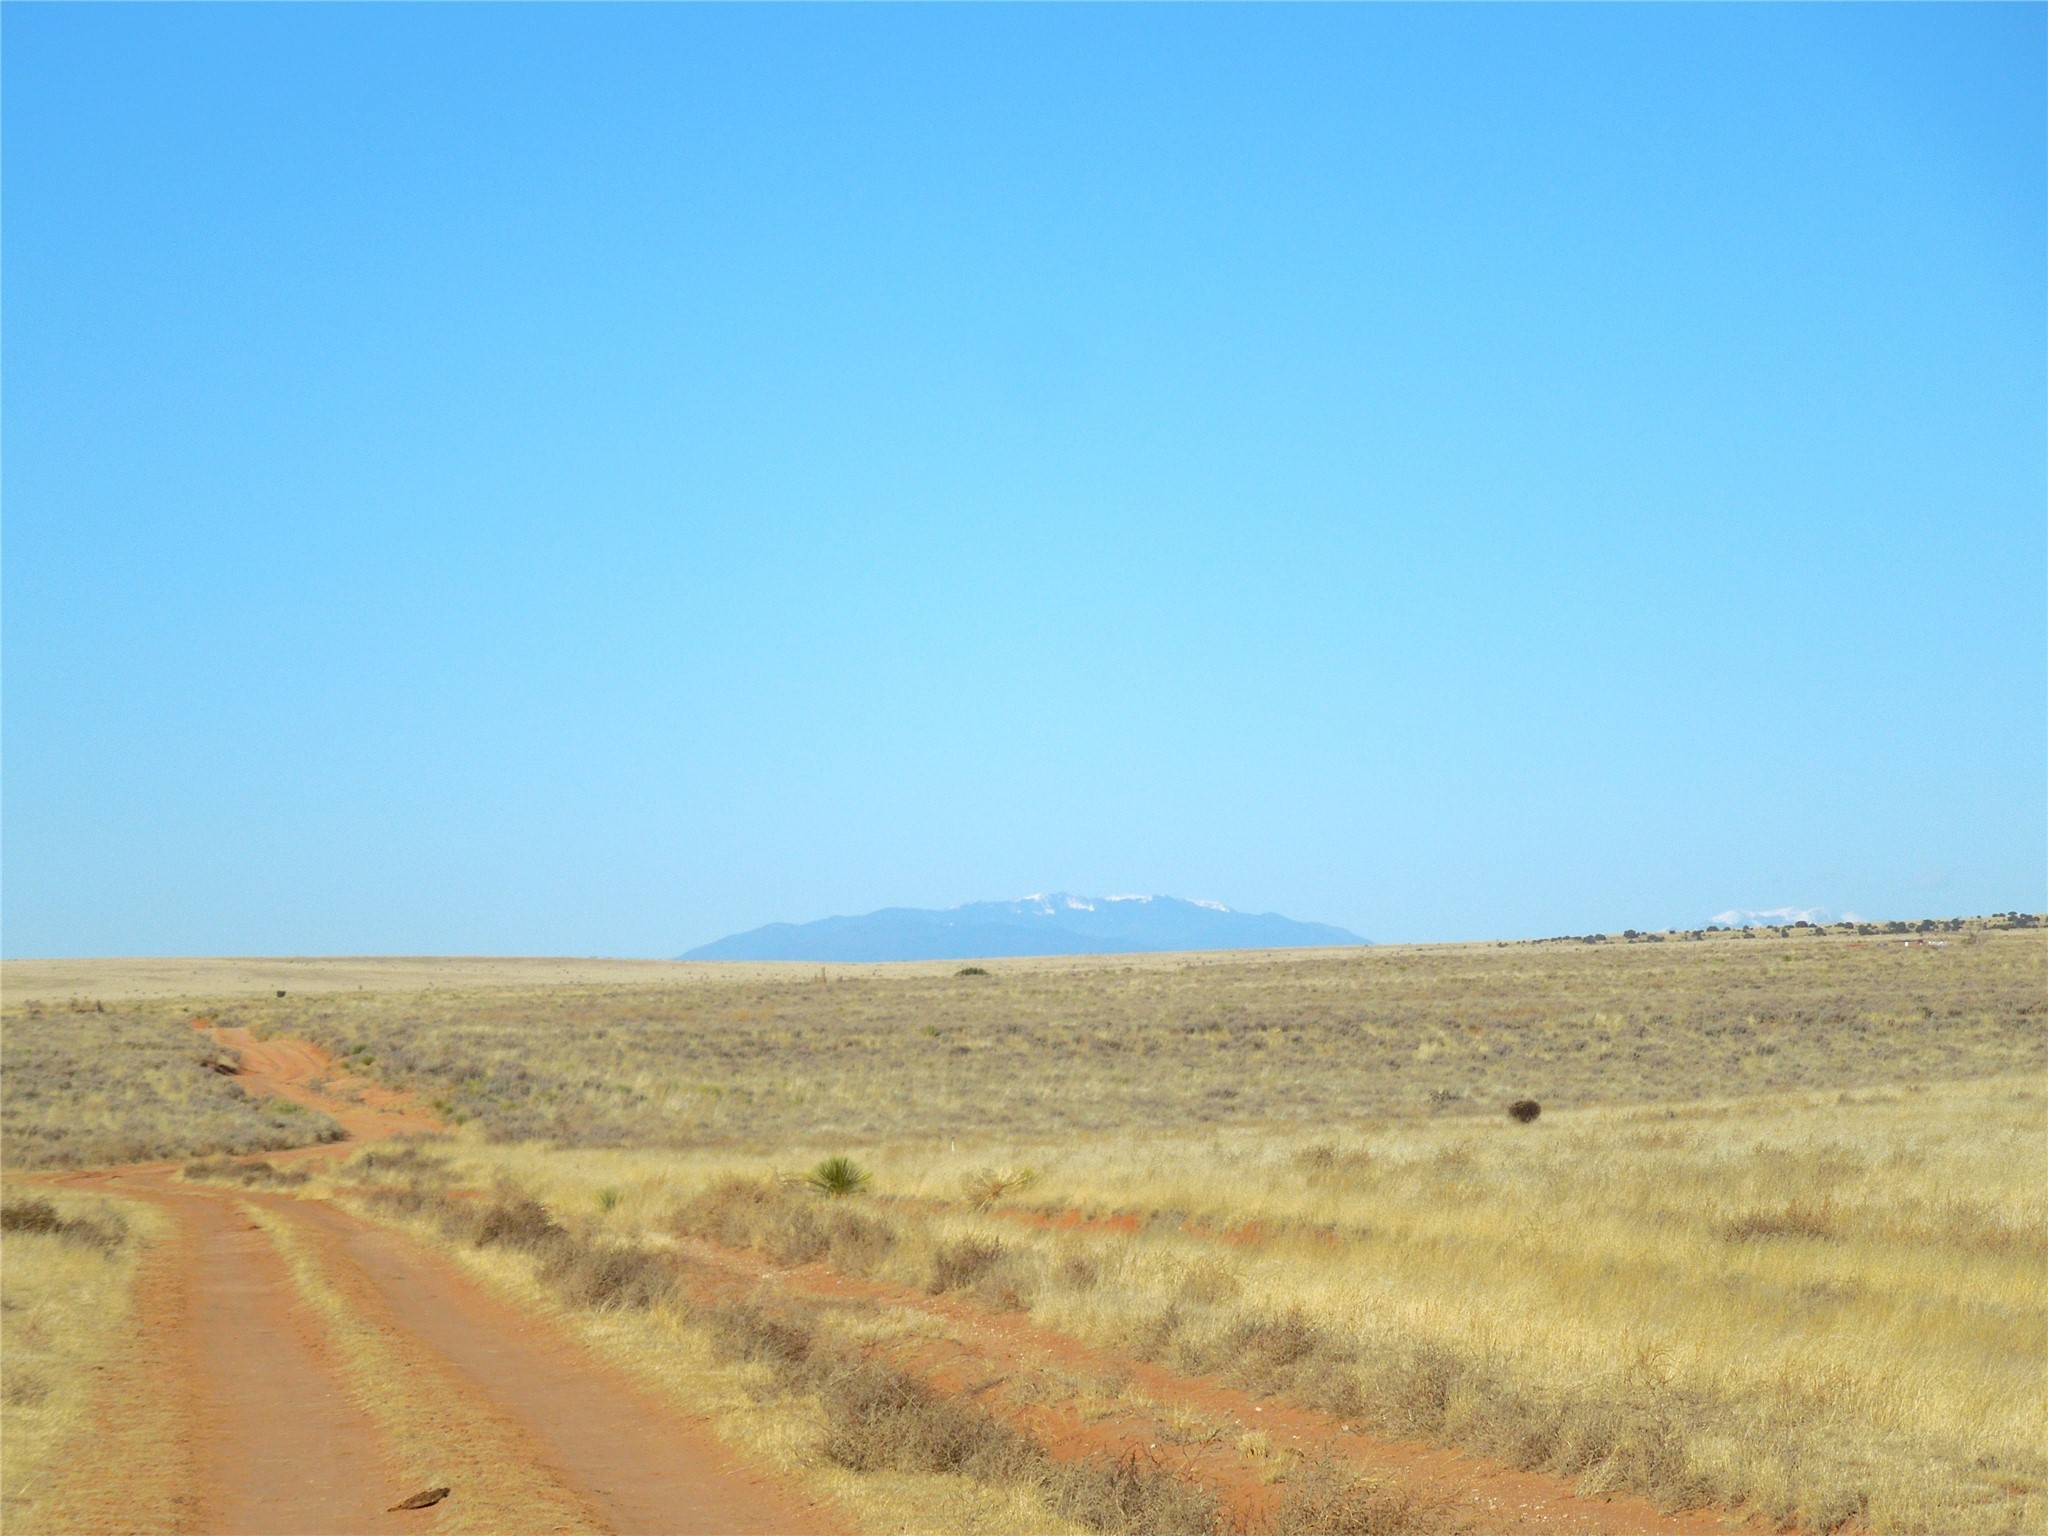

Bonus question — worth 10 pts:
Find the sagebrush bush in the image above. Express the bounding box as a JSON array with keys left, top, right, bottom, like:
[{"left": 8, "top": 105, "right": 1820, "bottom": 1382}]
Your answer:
[{"left": 927, "top": 1236, "right": 1006, "bottom": 1294}]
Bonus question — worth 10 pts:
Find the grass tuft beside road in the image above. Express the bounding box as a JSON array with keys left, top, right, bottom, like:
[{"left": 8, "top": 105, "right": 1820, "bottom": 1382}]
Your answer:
[{"left": 0, "top": 1192, "right": 160, "bottom": 1532}]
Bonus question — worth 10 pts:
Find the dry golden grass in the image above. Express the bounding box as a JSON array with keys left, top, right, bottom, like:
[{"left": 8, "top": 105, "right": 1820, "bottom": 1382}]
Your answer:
[
  {"left": 0, "top": 1192, "right": 160, "bottom": 1531},
  {"left": 0, "top": 1003, "right": 341, "bottom": 1168},
  {"left": 397, "top": 1070, "right": 2045, "bottom": 1534},
  {"left": 6, "top": 928, "right": 2041, "bottom": 1533},
  {"left": 273, "top": 929, "right": 2041, "bottom": 1534}
]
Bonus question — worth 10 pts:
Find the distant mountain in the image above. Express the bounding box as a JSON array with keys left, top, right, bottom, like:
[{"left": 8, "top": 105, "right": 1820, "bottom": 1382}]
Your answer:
[{"left": 681, "top": 894, "right": 1367, "bottom": 962}]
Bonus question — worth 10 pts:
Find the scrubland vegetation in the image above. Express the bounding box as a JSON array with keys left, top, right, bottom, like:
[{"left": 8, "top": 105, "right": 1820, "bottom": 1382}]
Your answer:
[
  {"left": 1, "top": 1002, "right": 340, "bottom": 1167},
  {"left": 0, "top": 1194, "right": 155, "bottom": 1528},
  {"left": 336, "top": 1067, "right": 2045, "bottom": 1535},
  {"left": 3, "top": 928, "right": 2041, "bottom": 1534},
  {"left": 237, "top": 928, "right": 2041, "bottom": 1145}
]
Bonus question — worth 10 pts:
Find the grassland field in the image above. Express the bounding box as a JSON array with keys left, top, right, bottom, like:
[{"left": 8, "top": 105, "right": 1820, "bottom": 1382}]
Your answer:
[{"left": 2, "top": 923, "right": 2042, "bottom": 1536}]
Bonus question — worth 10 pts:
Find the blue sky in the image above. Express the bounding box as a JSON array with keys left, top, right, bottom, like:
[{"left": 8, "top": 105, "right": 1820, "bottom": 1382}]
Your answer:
[{"left": 5, "top": 5, "right": 2042, "bottom": 957}]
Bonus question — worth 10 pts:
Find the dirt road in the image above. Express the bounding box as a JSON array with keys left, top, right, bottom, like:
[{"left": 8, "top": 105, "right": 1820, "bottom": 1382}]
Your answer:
[
  {"left": 24, "top": 1034, "right": 844, "bottom": 1536},
  {"left": 21, "top": 1022, "right": 1766, "bottom": 1536}
]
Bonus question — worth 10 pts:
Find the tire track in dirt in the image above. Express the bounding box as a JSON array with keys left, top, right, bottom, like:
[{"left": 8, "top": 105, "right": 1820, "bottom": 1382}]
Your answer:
[
  {"left": 20, "top": 1181, "right": 408, "bottom": 1535},
  {"left": 181, "top": 1191, "right": 412, "bottom": 1535},
  {"left": 28, "top": 1030, "right": 849, "bottom": 1536},
  {"left": 668, "top": 1235, "right": 1752, "bottom": 1536},
  {"left": 194, "top": 1018, "right": 443, "bottom": 1143},
  {"left": 282, "top": 1196, "right": 843, "bottom": 1536}
]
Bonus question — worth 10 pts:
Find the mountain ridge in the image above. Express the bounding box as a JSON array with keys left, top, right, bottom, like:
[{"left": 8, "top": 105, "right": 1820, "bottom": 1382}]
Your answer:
[{"left": 681, "top": 894, "right": 1366, "bottom": 962}]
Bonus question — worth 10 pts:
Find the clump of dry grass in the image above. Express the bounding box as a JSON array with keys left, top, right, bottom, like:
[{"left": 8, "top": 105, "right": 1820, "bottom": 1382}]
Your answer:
[
  {"left": 1, "top": 1196, "right": 128, "bottom": 1252},
  {"left": 1, "top": 1191, "right": 154, "bottom": 1530},
  {"left": 1269, "top": 1463, "right": 1455, "bottom": 1536},
  {"left": 0, "top": 1006, "right": 342, "bottom": 1169}
]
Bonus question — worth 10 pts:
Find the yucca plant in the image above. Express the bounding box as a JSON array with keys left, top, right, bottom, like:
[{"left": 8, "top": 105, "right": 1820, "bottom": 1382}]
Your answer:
[
  {"left": 804, "top": 1156, "right": 871, "bottom": 1197},
  {"left": 965, "top": 1166, "right": 1038, "bottom": 1210}
]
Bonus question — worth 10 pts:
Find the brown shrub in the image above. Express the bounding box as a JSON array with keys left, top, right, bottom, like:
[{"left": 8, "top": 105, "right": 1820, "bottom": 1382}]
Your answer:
[
  {"left": 818, "top": 1358, "right": 1039, "bottom": 1481},
  {"left": 471, "top": 1195, "right": 564, "bottom": 1250},
  {"left": 1224, "top": 1309, "right": 1327, "bottom": 1375},
  {"left": 182, "top": 1156, "right": 312, "bottom": 1188},
  {"left": 0, "top": 1196, "right": 126, "bottom": 1253},
  {"left": 1271, "top": 1462, "right": 1454, "bottom": 1535},
  {"left": 542, "top": 1242, "right": 674, "bottom": 1310},
  {"left": 1046, "top": 1449, "right": 1221, "bottom": 1536},
  {"left": 928, "top": 1236, "right": 1006, "bottom": 1294},
  {"left": 1507, "top": 1099, "right": 1542, "bottom": 1124},
  {"left": 704, "top": 1298, "right": 817, "bottom": 1370}
]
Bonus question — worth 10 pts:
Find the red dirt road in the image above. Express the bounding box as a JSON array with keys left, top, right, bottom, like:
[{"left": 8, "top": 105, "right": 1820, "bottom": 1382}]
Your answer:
[
  {"left": 185, "top": 1192, "right": 411, "bottom": 1535},
  {"left": 27, "top": 1033, "right": 845, "bottom": 1536},
  {"left": 291, "top": 1198, "right": 831, "bottom": 1535},
  {"left": 196, "top": 1019, "right": 443, "bottom": 1143},
  {"left": 26, "top": 1021, "right": 1770, "bottom": 1536}
]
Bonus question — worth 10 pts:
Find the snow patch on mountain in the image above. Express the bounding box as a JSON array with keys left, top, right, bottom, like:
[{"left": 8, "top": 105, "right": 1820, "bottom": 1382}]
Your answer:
[{"left": 683, "top": 893, "right": 1364, "bottom": 962}]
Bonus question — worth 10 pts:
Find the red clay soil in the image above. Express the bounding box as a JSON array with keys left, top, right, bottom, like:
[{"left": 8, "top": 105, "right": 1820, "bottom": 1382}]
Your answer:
[
  {"left": 23, "top": 1179, "right": 412, "bottom": 1535},
  {"left": 284, "top": 1195, "right": 837, "bottom": 1536},
  {"left": 671, "top": 1234, "right": 1753, "bottom": 1536},
  {"left": 181, "top": 1189, "right": 416, "bottom": 1535},
  {"left": 26, "top": 1036, "right": 845, "bottom": 1536},
  {"left": 193, "top": 1018, "right": 443, "bottom": 1142}
]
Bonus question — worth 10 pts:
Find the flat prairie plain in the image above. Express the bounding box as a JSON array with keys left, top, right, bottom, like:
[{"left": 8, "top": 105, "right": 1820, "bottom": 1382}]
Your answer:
[{"left": 2, "top": 925, "right": 2043, "bottom": 1536}]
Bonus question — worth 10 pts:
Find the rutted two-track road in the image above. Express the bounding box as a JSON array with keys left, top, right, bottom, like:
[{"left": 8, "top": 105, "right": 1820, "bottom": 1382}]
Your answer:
[
  {"left": 25, "top": 1026, "right": 844, "bottom": 1536},
  {"left": 20, "top": 1023, "right": 1758, "bottom": 1536}
]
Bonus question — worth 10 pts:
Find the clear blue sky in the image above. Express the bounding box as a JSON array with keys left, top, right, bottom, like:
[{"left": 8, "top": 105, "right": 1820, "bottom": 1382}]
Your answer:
[{"left": 5, "top": 5, "right": 2042, "bottom": 958}]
